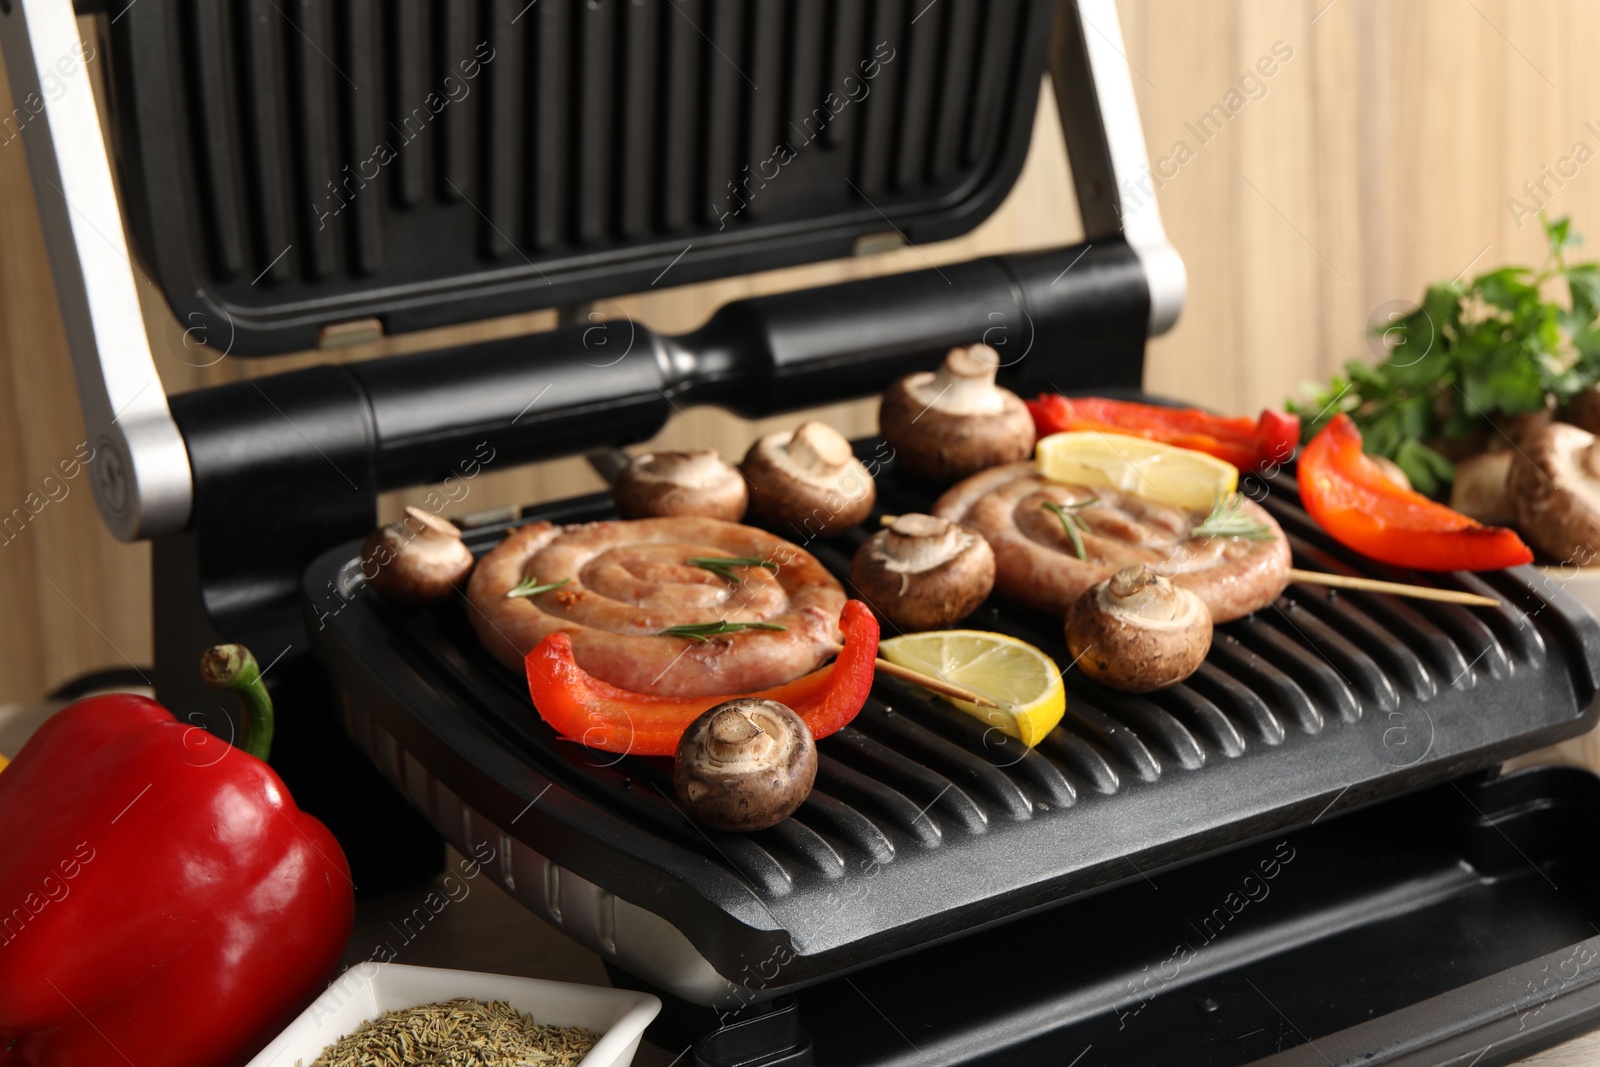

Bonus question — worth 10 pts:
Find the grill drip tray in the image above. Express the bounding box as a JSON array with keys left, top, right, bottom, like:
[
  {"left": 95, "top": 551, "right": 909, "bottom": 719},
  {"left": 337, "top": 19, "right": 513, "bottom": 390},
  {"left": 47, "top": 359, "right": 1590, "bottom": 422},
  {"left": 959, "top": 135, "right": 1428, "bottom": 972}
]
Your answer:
[{"left": 305, "top": 441, "right": 1600, "bottom": 1009}]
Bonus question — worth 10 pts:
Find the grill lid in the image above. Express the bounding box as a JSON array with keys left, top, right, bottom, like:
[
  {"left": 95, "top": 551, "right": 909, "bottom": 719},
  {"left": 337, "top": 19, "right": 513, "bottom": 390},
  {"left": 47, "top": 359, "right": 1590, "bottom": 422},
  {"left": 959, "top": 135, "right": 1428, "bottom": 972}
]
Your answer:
[
  {"left": 106, "top": 0, "right": 1054, "bottom": 354},
  {"left": 306, "top": 440, "right": 1600, "bottom": 1002}
]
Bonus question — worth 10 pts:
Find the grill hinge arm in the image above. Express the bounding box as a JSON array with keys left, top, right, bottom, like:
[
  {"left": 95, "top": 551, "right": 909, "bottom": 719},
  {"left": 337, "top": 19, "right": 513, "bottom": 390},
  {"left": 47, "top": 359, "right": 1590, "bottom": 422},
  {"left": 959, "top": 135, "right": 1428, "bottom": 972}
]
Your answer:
[
  {"left": 0, "top": 0, "right": 193, "bottom": 541},
  {"left": 1051, "top": 0, "right": 1187, "bottom": 337}
]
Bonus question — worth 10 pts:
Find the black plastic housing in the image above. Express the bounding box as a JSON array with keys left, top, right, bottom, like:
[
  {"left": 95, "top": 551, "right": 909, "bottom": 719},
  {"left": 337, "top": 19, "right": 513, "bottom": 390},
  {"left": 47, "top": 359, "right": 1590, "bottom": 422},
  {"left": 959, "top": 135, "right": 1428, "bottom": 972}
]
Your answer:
[{"left": 635, "top": 766, "right": 1600, "bottom": 1066}]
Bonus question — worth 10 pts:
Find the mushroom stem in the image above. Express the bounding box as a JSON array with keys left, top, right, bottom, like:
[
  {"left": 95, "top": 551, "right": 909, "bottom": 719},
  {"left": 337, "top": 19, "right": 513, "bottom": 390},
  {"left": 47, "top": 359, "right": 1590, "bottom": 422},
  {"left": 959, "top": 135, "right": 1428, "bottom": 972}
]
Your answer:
[
  {"left": 923, "top": 344, "right": 1008, "bottom": 415},
  {"left": 786, "top": 421, "right": 855, "bottom": 472},
  {"left": 706, "top": 706, "right": 774, "bottom": 762}
]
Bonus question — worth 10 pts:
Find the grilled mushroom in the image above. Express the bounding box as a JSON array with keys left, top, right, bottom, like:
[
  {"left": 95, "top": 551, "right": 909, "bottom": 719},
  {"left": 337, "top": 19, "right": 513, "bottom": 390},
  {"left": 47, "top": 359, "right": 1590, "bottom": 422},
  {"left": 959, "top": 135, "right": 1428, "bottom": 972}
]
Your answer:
[
  {"left": 614, "top": 449, "right": 748, "bottom": 521},
  {"left": 878, "top": 343, "right": 1035, "bottom": 483},
  {"left": 361, "top": 506, "right": 475, "bottom": 606},
  {"left": 1449, "top": 450, "right": 1515, "bottom": 525},
  {"left": 673, "top": 699, "right": 818, "bottom": 832},
  {"left": 742, "top": 421, "right": 876, "bottom": 539},
  {"left": 851, "top": 514, "right": 995, "bottom": 630},
  {"left": 1370, "top": 455, "right": 1412, "bottom": 493},
  {"left": 1507, "top": 421, "right": 1600, "bottom": 561},
  {"left": 1065, "top": 564, "right": 1212, "bottom": 692},
  {"left": 1563, "top": 387, "right": 1600, "bottom": 436}
]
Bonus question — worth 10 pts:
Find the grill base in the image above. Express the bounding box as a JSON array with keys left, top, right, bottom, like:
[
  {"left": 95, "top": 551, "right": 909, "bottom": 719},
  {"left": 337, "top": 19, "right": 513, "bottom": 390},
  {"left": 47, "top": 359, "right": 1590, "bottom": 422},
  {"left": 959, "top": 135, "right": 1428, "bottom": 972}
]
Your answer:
[
  {"left": 623, "top": 767, "right": 1600, "bottom": 1067},
  {"left": 305, "top": 435, "right": 1600, "bottom": 1006}
]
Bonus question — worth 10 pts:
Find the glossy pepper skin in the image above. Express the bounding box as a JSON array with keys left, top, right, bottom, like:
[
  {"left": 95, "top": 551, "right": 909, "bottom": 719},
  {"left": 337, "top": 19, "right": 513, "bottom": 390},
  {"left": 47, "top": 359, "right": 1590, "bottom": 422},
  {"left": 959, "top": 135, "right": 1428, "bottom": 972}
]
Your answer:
[
  {"left": 1027, "top": 394, "right": 1301, "bottom": 471},
  {"left": 0, "top": 693, "right": 354, "bottom": 1067},
  {"left": 527, "top": 599, "right": 880, "bottom": 756},
  {"left": 1298, "top": 414, "right": 1534, "bottom": 571}
]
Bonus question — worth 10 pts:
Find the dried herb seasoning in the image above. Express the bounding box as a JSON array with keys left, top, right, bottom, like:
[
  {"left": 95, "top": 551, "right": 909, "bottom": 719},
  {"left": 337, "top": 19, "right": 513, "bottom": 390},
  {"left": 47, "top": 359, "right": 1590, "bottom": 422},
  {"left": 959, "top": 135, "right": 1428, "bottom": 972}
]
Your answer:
[{"left": 305, "top": 998, "right": 598, "bottom": 1067}]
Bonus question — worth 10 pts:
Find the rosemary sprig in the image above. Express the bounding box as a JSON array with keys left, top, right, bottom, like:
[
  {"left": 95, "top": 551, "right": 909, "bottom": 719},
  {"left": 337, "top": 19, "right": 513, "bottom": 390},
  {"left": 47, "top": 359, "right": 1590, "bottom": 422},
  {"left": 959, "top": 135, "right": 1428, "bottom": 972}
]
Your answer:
[
  {"left": 1042, "top": 497, "right": 1098, "bottom": 561},
  {"left": 505, "top": 576, "right": 572, "bottom": 599},
  {"left": 1189, "top": 493, "right": 1277, "bottom": 541},
  {"left": 687, "top": 555, "right": 779, "bottom": 583},
  {"left": 660, "top": 620, "right": 788, "bottom": 642}
]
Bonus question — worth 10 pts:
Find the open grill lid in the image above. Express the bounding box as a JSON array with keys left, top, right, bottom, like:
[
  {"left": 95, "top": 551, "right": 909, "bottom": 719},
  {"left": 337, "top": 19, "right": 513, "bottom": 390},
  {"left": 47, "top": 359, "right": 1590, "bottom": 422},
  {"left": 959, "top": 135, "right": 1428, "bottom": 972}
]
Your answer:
[
  {"left": 306, "top": 440, "right": 1600, "bottom": 1006},
  {"left": 105, "top": 0, "right": 1056, "bottom": 355}
]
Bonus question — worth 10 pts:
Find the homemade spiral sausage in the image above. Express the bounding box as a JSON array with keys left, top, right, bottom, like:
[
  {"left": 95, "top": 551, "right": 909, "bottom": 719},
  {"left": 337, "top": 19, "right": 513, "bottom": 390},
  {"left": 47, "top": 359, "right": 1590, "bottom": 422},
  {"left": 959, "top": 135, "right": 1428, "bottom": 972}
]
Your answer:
[
  {"left": 466, "top": 517, "right": 847, "bottom": 697},
  {"left": 933, "top": 463, "right": 1291, "bottom": 622}
]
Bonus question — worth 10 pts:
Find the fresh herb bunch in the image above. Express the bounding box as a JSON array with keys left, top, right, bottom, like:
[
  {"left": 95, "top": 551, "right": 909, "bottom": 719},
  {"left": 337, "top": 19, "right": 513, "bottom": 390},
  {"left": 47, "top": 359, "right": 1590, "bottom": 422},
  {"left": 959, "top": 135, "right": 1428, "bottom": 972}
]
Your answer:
[{"left": 1288, "top": 214, "right": 1600, "bottom": 495}]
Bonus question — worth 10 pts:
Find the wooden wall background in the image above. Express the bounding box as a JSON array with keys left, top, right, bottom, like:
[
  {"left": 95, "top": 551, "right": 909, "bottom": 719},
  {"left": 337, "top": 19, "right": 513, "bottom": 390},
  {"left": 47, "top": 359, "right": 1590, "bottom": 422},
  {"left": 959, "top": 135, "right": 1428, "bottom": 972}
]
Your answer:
[{"left": 4, "top": 0, "right": 1600, "bottom": 702}]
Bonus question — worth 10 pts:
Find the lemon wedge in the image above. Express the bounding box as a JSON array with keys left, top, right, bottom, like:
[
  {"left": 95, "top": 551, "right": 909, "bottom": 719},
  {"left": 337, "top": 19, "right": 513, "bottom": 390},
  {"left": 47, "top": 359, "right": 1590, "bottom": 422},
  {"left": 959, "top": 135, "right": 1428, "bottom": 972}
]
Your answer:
[
  {"left": 1035, "top": 431, "right": 1238, "bottom": 511},
  {"left": 878, "top": 631, "right": 1065, "bottom": 747}
]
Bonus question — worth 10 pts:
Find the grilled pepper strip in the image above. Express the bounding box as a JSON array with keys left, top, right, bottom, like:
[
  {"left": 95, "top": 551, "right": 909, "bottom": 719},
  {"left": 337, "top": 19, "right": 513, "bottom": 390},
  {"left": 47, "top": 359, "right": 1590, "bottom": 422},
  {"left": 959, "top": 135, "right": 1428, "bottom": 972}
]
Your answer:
[
  {"left": 0, "top": 646, "right": 354, "bottom": 1067},
  {"left": 1027, "top": 394, "right": 1300, "bottom": 471},
  {"left": 526, "top": 600, "right": 880, "bottom": 756},
  {"left": 1298, "top": 414, "right": 1533, "bottom": 571}
]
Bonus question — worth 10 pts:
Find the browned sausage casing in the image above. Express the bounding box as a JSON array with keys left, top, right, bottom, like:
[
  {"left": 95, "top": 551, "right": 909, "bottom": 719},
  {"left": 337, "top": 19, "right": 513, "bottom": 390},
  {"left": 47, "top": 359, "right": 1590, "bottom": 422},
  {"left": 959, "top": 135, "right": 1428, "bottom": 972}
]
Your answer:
[
  {"left": 933, "top": 463, "right": 1291, "bottom": 622},
  {"left": 466, "top": 518, "right": 847, "bottom": 697}
]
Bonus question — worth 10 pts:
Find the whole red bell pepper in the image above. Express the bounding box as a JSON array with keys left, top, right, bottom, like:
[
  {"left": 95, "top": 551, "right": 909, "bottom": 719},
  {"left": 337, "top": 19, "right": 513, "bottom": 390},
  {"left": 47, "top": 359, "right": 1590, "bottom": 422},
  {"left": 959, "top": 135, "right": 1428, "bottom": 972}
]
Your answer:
[
  {"left": 0, "top": 646, "right": 354, "bottom": 1067},
  {"left": 1298, "top": 414, "right": 1533, "bottom": 571},
  {"left": 1027, "top": 394, "right": 1301, "bottom": 471},
  {"left": 527, "top": 600, "right": 880, "bottom": 756}
]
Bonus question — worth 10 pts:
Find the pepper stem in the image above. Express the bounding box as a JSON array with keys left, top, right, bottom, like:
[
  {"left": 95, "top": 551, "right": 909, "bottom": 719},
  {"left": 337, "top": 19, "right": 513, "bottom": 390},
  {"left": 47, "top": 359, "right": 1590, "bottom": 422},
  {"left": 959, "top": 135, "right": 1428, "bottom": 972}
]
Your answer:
[{"left": 200, "top": 644, "right": 274, "bottom": 762}]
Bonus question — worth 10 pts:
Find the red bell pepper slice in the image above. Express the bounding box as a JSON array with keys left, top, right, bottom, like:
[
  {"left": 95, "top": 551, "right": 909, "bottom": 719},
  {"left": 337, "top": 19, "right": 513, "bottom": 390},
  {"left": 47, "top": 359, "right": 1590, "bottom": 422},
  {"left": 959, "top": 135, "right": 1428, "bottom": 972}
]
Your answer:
[
  {"left": 525, "top": 600, "right": 881, "bottom": 756},
  {"left": 1297, "top": 414, "right": 1533, "bottom": 571},
  {"left": 1027, "top": 394, "right": 1301, "bottom": 471}
]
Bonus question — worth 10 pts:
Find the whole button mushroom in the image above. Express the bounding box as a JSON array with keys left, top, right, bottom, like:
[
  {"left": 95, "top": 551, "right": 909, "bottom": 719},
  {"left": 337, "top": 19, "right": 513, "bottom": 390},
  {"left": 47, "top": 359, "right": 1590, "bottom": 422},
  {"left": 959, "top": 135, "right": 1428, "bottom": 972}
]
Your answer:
[
  {"left": 741, "top": 421, "right": 876, "bottom": 539},
  {"left": 851, "top": 514, "right": 996, "bottom": 631},
  {"left": 613, "top": 449, "right": 748, "bottom": 521},
  {"left": 1065, "top": 563, "right": 1213, "bottom": 692},
  {"left": 1449, "top": 450, "right": 1515, "bottom": 526},
  {"left": 673, "top": 699, "right": 818, "bottom": 832},
  {"left": 878, "top": 343, "right": 1036, "bottom": 484},
  {"left": 1507, "top": 421, "right": 1600, "bottom": 562},
  {"left": 361, "top": 506, "right": 475, "bottom": 606}
]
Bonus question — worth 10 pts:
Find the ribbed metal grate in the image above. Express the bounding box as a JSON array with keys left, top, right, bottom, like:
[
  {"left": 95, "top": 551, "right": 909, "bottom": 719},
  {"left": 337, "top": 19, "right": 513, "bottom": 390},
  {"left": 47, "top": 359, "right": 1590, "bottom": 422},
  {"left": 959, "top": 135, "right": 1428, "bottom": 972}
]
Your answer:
[
  {"left": 150, "top": 0, "right": 1037, "bottom": 291},
  {"left": 382, "top": 470, "right": 1593, "bottom": 905}
]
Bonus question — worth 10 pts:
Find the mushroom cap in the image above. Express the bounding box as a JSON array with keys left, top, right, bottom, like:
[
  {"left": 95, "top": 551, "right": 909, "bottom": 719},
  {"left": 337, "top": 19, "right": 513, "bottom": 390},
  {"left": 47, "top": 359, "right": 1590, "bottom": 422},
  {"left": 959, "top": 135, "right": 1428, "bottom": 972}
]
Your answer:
[
  {"left": 1449, "top": 450, "right": 1515, "bottom": 526},
  {"left": 614, "top": 449, "right": 748, "bottom": 522},
  {"left": 850, "top": 514, "right": 996, "bottom": 631},
  {"left": 1064, "top": 563, "right": 1212, "bottom": 692},
  {"left": 1508, "top": 421, "right": 1600, "bottom": 562},
  {"left": 741, "top": 421, "right": 876, "bottom": 539},
  {"left": 673, "top": 698, "right": 818, "bottom": 832},
  {"left": 1563, "top": 387, "right": 1600, "bottom": 436},
  {"left": 878, "top": 344, "right": 1035, "bottom": 484},
  {"left": 1370, "top": 455, "right": 1412, "bottom": 493},
  {"left": 361, "top": 505, "right": 475, "bottom": 606}
]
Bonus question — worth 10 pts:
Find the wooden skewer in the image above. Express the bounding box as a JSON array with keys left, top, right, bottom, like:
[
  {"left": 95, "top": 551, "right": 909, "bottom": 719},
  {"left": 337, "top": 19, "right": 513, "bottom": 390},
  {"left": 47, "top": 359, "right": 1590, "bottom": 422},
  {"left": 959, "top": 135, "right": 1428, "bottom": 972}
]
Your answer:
[
  {"left": 873, "top": 657, "right": 1003, "bottom": 708},
  {"left": 879, "top": 514, "right": 901, "bottom": 526},
  {"left": 833, "top": 643, "right": 1001, "bottom": 707},
  {"left": 1288, "top": 568, "right": 1499, "bottom": 607}
]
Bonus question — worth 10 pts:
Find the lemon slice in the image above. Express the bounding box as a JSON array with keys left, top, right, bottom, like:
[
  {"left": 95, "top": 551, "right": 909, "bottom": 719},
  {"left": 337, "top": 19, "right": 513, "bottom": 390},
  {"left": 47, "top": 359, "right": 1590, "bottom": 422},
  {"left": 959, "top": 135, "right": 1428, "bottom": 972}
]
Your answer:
[
  {"left": 878, "top": 631, "right": 1065, "bottom": 748},
  {"left": 1035, "top": 431, "right": 1237, "bottom": 511}
]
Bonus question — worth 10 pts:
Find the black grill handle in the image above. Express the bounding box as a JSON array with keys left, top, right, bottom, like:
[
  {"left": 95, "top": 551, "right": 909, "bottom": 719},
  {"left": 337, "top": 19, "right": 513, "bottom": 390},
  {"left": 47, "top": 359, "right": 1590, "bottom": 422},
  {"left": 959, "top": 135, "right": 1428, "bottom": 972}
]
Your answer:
[{"left": 350, "top": 238, "right": 1148, "bottom": 489}]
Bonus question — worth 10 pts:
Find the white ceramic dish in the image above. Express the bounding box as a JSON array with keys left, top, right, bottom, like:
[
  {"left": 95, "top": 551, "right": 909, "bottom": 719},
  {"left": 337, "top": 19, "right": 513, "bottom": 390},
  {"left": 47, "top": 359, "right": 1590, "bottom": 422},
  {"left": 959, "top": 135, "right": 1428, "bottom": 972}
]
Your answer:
[{"left": 243, "top": 962, "right": 661, "bottom": 1067}]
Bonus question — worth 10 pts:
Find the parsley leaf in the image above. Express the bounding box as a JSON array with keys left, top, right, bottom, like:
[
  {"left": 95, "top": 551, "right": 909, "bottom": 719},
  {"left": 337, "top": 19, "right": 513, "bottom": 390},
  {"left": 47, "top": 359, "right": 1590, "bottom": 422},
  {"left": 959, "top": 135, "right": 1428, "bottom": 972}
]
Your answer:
[{"left": 1287, "top": 213, "right": 1600, "bottom": 492}]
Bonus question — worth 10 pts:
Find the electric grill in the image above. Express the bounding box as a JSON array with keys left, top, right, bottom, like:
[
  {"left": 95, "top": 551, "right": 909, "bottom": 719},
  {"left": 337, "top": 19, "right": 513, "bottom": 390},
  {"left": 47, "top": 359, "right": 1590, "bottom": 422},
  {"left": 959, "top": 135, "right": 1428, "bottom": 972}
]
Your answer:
[{"left": 8, "top": 0, "right": 1600, "bottom": 1063}]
